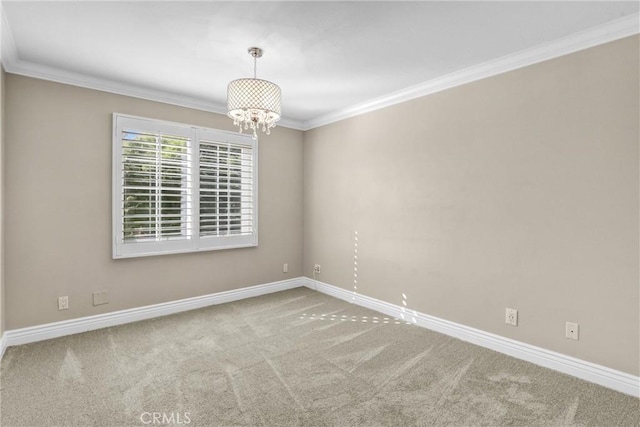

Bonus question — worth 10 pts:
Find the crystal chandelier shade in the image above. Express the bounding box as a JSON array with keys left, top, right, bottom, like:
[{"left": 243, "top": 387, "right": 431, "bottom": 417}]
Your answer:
[{"left": 227, "top": 47, "right": 282, "bottom": 139}]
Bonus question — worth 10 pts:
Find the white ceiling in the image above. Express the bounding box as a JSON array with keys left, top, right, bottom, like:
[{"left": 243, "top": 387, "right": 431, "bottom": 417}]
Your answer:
[{"left": 1, "top": 1, "right": 639, "bottom": 129}]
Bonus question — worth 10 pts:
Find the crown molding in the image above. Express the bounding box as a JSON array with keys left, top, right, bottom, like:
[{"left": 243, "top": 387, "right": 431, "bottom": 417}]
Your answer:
[
  {"left": 1, "top": 7, "right": 638, "bottom": 132},
  {"left": 302, "top": 12, "right": 640, "bottom": 131},
  {"left": 0, "top": 1, "right": 304, "bottom": 131},
  {"left": 2, "top": 56, "right": 305, "bottom": 130},
  {"left": 0, "top": 2, "right": 18, "bottom": 67}
]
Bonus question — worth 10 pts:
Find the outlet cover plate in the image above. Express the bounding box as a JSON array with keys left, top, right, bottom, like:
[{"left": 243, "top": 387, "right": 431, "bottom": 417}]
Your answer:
[
  {"left": 58, "top": 296, "right": 69, "bottom": 310},
  {"left": 505, "top": 308, "right": 518, "bottom": 326},
  {"left": 566, "top": 322, "right": 579, "bottom": 340}
]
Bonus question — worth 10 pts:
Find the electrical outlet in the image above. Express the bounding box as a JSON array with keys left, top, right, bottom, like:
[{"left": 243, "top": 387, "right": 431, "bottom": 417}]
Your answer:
[
  {"left": 283, "top": 263, "right": 289, "bottom": 273},
  {"left": 505, "top": 308, "right": 518, "bottom": 326},
  {"left": 58, "top": 296, "right": 69, "bottom": 311},
  {"left": 93, "top": 290, "right": 109, "bottom": 306},
  {"left": 314, "top": 264, "right": 321, "bottom": 274},
  {"left": 566, "top": 322, "right": 579, "bottom": 340}
]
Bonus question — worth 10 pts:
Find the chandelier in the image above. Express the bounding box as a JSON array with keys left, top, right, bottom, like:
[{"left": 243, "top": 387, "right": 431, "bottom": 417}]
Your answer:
[{"left": 227, "top": 47, "right": 282, "bottom": 139}]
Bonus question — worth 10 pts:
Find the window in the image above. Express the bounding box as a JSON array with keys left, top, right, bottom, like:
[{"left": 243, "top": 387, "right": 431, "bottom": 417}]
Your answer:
[{"left": 113, "top": 114, "right": 257, "bottom": 258}]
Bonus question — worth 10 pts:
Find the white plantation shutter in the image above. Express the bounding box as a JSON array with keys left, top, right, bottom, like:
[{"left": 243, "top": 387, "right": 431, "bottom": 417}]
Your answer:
[
  {"left": 113, "top": 115, "right": 257, "bottom": 258},
  {"left": 121, "top": 131, "right": 192, "bottom": 240},
  {"left": 197, "top": 128, "right": 257, "bottom": 250}
]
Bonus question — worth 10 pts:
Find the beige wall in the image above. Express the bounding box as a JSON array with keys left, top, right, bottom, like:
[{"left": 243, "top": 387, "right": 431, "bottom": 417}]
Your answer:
[
  {"left": 0, "top": 66, "right": 4, "bottom": 336},
  {"left": 303, "top": 36, "right": 639, "bottom": 375},
  {"left": 3, "top": 36, "right": 638, "bottom": 376},
  {"left": 4, "top": 75, "right": 304, "bottom": 329}
]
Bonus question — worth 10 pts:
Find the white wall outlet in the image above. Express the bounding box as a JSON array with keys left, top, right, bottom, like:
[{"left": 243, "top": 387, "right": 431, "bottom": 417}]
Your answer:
[
  {"left": 93, "top": 290, "right": 109, "bottom": 306},
  {"left": 505, "top": 308, "right": 518, "bottom": 326},
  {"left": 58, "top": 296, "right": 69, "bottom": 311},
  {"left": 314, "top": 264, "right": 321, "bottom": 274},
  {"left": 283, "top": 263, "right": 288, "bottom": 273},
  {"left": 566, "top": 322, "right": 579, "bottom": 340}
]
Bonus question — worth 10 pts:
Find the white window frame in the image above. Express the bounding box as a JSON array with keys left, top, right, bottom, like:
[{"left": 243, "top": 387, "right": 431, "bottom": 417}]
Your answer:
[{"left": 112, "top": 113, "right": 258, "bottom": 259}]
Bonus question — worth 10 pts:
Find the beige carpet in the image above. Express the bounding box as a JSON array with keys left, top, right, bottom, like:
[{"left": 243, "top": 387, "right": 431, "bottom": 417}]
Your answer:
[{"left": 1, "top": 287, "right": 638, "bottom": 426}]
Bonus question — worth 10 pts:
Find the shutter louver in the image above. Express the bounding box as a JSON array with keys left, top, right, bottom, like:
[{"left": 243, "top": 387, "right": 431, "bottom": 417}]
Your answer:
[
  {"left": 121, "top": 130, "right": 192, "bottom": 243},
  {"left": 199, "top": 140, "right": 254, "bottom": 238}
]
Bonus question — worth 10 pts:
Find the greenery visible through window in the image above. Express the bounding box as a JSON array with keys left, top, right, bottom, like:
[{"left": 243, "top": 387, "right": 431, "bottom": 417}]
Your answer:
[
  {"left": 113, "top": 114, "right": 257, "bottom": 258},
  {"left": 122, "top": 131, "right": 190, "bottom": 241}
]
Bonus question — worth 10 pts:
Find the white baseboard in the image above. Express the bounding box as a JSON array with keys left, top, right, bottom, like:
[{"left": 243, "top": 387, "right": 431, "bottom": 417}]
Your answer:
[
  {"left": 2, "top": 277, "right": 304, "bottom": 349},
  {"left": 3, "top": 276, "right": 638, "bottom": 397},
  {"left": 0, "top": 332, "right": 6, "bottom": 360},
  {"left": 301, "top": 277, "right": 639, "bottom": 398}
]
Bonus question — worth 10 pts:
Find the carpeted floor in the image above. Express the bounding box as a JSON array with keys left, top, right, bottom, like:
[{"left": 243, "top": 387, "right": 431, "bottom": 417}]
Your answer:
[{"left": 1, "top": 287, "right": 638, "bottom": 426}]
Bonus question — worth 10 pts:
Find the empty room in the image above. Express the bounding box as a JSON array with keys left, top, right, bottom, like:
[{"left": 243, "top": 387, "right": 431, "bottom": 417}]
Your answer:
[{"left": 0, "top": 1, "right": 638, "bottom": 426}]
